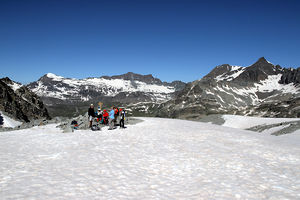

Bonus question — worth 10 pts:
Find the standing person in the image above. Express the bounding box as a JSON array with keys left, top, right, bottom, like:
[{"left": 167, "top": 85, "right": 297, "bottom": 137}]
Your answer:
[
  {"left": 103, "top": 109, "right": 109, "bottom": 124},
  {"left": 96, "top": 108, "right": 103, "bottom": 123},
  {"left": 114, "top": 107, "right": 119, "bottom": 125},
  {"left": 88, "top": 104, "right": 96, "bottom": 128},
  {"left": 119, "top": 108, "right": 126, "bottom": 129},
  {"left": 108, "top": 107, "right": 115, "bottom": 130}
]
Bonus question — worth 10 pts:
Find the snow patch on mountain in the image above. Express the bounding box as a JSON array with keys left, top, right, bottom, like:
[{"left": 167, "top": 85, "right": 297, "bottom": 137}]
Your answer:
[
  {"left": 45, "top": 73, "right": 65, "bottom": 81},
  {"left": 222, "top": 115, "right": 300, "bottom": 129},
  {"left": 215, "top": 66, "right": 245, "bottom": 82},
  {"left": 254, "top": 74, "right": 298, "bottom": 93},
  {"left": 0, "top": 112, "right": 22, "bottom": 128},
  {"left": 7, "top": 82, "right": 22, "bottom": 92}
]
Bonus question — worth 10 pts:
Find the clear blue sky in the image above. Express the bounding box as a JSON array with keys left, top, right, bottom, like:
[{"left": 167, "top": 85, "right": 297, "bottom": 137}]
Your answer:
[{"left": 1, "top": 0, "right": 300, "bottom": 84}]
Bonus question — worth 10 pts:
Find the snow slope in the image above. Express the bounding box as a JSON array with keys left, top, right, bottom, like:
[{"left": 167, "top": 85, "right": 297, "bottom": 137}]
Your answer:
[
  {"left": 215, "top": 66, "right": 246, "bottom": 82},
  {"left": 7, "top": 81, "right": 22, "bottom": 92},
  {"left": 222, "top": 114, "right": 300, "bottom": 129},
  {"left": 0, "top": 112, "right": 22, "bottom": 128},
  {"left": 0, "top": 118, "right": 299, "bottom": 199}
]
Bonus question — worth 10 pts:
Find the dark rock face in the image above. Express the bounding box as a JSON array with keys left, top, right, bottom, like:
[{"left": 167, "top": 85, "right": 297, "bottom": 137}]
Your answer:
[
  {"left": 0, "top": 77, "right": 50, "bottom": 122},
  {"left": 234, "top": 57, "right": 281, "bottom": 83},
  {"left": 279, "top": 68, "right": 300, "bottom": 85},
  {"left": 202, "top": 64, "right": 233, "bottom": 80},
  {"left": 168, "top": 80, "right": 187, "bottom": 91},
  {"left": 104, "top": 72, "right": 163, "bottom": 85}
]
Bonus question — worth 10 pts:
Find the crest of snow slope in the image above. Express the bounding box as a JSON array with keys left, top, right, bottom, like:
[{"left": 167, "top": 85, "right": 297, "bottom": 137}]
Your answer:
[
  {"left": 32, "top": 73, "right": 175, "bottom": 101},
  {"left": 222, "top": 115, "right": 300, "bottom": 129},
  {"left": 0, "top": 112, "right": 22, "bottom": 128},
  {"left": 0, "top": 118, "right": 299, "bottom": 199}
]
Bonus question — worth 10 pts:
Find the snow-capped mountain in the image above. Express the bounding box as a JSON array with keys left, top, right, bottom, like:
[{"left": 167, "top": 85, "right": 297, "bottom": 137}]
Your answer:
[
  {"left": 0, "top": 77, "right": 50, "bottom": 122},
  {"left": 155, "top": 57, "right": 300, "bottom": 118},
  {"left": 28, "top": 72, "right": 185, "bottom": 103},
  {"left": 27, "top": 72, "right": 185, "bottom": 117},
  {"left": 26, "top": 58, "right": 300, "bottom": 118}
]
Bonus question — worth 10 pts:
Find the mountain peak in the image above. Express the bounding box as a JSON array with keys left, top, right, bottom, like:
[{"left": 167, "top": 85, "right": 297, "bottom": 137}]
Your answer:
[
  {"left": 0, "top": 77, "right": 13, "bottom": 84},
  {"left": 38, "top": 73, "right": 64, "bottom": 82},
  {"left": 45, "top": 73, "right": 64, "bottom": 79},
  {"left": 254, "top": 57, "right": 272, "bottom": 65}
]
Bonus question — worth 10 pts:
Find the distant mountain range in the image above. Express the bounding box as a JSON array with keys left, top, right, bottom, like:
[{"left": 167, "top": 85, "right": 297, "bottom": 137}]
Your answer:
[
  {"left": 28, "top": 72, "right": 185, "bottom": 103},
  {"left": 154, "top": 57, "right": 300, "bottom": 119},
  {"left": 1, "top": 57, "right": 299, "bottom": 119},
  {"left": 26, "top": 72, "right": 186, "bottom": 116}
]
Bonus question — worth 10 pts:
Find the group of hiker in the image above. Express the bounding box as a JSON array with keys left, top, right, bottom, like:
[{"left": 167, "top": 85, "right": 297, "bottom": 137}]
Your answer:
[{"left": 88, "top": 104, "right": 126, "bottom": 130}]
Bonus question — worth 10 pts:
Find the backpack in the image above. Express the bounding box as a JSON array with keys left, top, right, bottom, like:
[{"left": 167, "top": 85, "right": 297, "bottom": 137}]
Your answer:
[
  {"left": 71, "top": 120, "right": 78, "bottom": 125},
  {"left": 91, "top": 124, "right": 101, "bottom": 131}
]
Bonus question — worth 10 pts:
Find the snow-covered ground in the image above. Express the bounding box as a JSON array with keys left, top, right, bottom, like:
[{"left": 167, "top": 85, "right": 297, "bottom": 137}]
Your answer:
[
  {"left": 0, "top": 118, "right": 299, "bottom": 199},
  {"left": 0, "top": 112, "right": 22, "bottom": 128},
  {"left": 222, "top": 114, "right": 300, "bottom": 129}
]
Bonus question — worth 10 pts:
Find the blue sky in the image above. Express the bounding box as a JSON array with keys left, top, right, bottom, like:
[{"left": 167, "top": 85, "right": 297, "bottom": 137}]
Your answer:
[{"left": 0, "top": 0, "right": 300, "bottom": 84}]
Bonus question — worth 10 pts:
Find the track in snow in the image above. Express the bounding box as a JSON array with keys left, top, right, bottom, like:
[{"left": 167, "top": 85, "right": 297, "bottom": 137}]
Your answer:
[{"left": 0, "top": 118, "right": 299, "bottom": 199}]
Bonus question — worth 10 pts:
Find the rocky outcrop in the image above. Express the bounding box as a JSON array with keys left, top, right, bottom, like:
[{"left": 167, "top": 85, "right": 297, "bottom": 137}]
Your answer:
[
  {"left": 0, "top": 77, "right": 50, "bottom": 122},
  {"left": 279, "top": 68, "right": 300, "bottom": 85}
]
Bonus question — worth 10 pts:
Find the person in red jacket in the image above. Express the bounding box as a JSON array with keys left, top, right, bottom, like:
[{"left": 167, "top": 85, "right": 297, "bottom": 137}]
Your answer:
[
  {"left": 102, "top": 109, "right": 109, "bottom": 125},
  {"left": 114, "top": 107, "right": 119, "bottom": 124}
]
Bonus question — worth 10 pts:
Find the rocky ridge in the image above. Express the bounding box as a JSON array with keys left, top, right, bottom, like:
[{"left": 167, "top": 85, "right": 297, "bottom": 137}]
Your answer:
[{"left": 0, "top": 77, "right": 50, "bottom": 122}]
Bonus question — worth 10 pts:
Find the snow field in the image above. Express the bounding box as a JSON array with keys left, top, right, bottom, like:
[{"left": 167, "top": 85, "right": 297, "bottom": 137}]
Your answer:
[
  {"left": 222, "top": 114, "right": 300, "bottom": 129},
  {"left": 0, "top": 118, "right": 299, "bottom": 199},
  {"left": 0, "top": 112, "right": 22, "bottom": 128}
]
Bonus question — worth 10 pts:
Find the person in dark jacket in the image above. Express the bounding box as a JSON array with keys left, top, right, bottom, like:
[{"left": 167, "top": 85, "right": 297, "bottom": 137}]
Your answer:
[
  {"left": 119, "top": 108, "right": 126, "bottom": 129},
  {"left": 88, "top": 104, "right": 96, "bottom": 128},
  {"left": 96, "top": 108, "right": 103, "bottom": 123}
]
